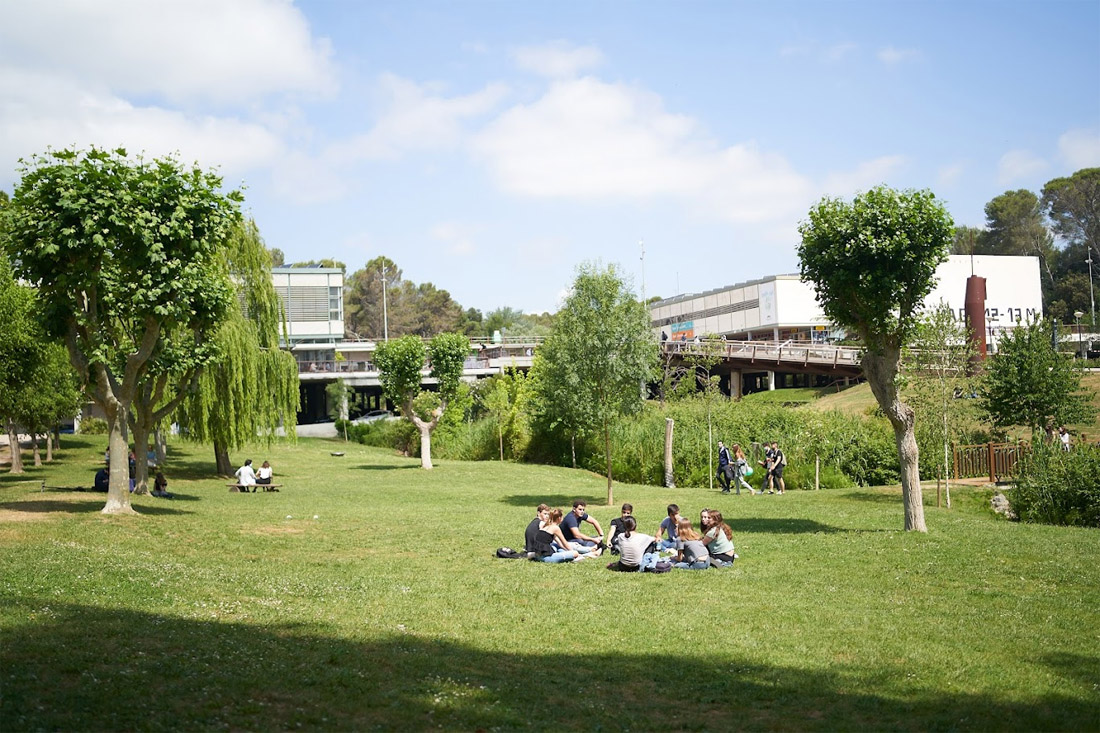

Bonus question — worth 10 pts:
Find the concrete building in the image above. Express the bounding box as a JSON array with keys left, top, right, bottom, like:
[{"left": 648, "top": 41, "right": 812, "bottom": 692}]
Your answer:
[{"left": 649, "top": 255, "right": 1043, "bottom": 351}]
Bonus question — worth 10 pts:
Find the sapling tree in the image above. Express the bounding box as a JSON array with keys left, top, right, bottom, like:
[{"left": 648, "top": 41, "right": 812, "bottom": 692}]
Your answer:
[
  {"left": 375, "top": 333, "right": 469, "bottom": 469},
  {"left": 799, "top": 186, "right": 954, "bottom": 532}
]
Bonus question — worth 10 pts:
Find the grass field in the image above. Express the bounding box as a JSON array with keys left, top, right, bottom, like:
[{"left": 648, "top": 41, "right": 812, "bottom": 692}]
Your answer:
[{"left": 1, "top": 435, "right": 1098, "bottom": 731}]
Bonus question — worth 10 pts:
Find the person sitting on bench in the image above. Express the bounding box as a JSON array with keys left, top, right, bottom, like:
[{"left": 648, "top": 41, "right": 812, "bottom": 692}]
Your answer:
[
  {"left": 234, "top": 459, "right": 257, "bottom": 492},
  {"left": 256, "top": 460, "right": 274, "bottom": 488}
]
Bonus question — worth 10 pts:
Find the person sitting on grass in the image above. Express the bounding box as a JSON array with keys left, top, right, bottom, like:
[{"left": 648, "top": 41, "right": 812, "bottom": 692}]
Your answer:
[
  {"left": 560, "top": 500, "right": 604, "bottom": 549},
  {"left": 701, "top": 510, "right": 736, "bottom": 567},
  {"left": 655, "top": 504, "right": 681, "bottom": 551},
  {"left": 672, "top": 518, "right": 710, "bottom": 570},
  {"left": 151, "top": 471, "right": 173, "bottom": 499},
  {"left": 606, "top": 516, "right": 659, "bottom": 572},
  {"left": 524, "top": 503, "right": 550, "bottom": 558},
  {"left": 94, "top": 463, "right": 109, "bottom": 492},
  {"left": 531, "top": 509, "right": 598, "bottom": 563},
  {"left": 606, "top": 503, "right": 634, "bottom": 555}
]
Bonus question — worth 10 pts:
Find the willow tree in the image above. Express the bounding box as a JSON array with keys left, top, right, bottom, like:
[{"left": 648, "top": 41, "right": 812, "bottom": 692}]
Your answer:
[
  {"left": 3, "top": 148, "right": 241, "bottom": 514},
  {"left": 176, "top": 219, "right": 299, "bottom": 475},
  {"left": 799, "top": 186, "right": 954, "bottom": 532},
  {"left": 375, "top": 333, "right": 469, "bottom": 469}
]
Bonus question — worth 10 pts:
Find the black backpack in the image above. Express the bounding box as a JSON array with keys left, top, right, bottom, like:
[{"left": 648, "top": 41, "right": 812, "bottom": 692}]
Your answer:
[{"left": 496, "top": 547, "right": 525, "bottom": 559}]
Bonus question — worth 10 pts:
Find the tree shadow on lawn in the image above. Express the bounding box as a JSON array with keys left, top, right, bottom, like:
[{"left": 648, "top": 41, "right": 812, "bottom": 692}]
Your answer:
[
  {"left": 1, "top": 598, "right": 1094, "bottom": 732},
  {"left": 499, "top": 493, "right": 609, "bottom": 508},
  {"left": 351, "top": 464, "right": 420, "bottom": 471},
  {"left": 0, "top": 498, "right": 194, "bottom": 516},
  {"left": 728, "top": 518, "right": 843, "bottom": 534}
]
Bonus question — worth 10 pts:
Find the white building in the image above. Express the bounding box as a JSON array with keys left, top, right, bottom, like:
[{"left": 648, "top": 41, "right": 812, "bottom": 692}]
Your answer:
[{"left": 649, "top": 255, "right": 1043, "bottom": 351}]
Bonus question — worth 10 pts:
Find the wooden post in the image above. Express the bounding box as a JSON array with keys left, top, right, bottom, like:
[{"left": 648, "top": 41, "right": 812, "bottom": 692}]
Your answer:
[
  {"left": 988, "top": 441, "right": 996, "bottom": 484},
  {"left": 952, "top": 442, "right": 959, "bottom": 483},
  {"left": 664, "top": 418, "right": 675, "bottom": 488},
  {"left": 815, "top": 454, "right": 820, "bottom": 490}
]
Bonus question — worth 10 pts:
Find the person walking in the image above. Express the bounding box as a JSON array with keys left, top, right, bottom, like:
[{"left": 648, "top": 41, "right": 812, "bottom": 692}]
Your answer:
[{"left": 717, "top": 441, "right": 733, "bottom": 492}]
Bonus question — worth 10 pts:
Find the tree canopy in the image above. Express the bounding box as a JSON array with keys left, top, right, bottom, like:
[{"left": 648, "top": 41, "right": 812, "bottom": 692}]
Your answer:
[
  {"left": 533, "top": 262, "right": 656, "bottom": 505},
  {"left": 799, "top": 186, "right": 954, "bottom": 532},
  {"left": 3, "top": 147, "right": 242, "bottom": 513}
]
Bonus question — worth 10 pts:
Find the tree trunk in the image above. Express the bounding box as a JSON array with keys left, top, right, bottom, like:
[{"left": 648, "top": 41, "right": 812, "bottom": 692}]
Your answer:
[
  {"left": 664, "top": 418, "right": 675, "bottom": 488},
  {"left": 863, "top": 348, "right": 927, "bottom": 532},
  {"left": 498, "top": 423, "right": 504, "bottom": 461},
  {"left": 155, "top": 428, "right": 167, "bottom": 466},
  {"left": 103, "top": 406, "right": 136, "bottom": 515},
  {"left": 942, "top": 413, "right": 952, "bottom": 509},
  {"left": 51, "top": 427, "right": 60, "bottom": 459},
  {"left": 419, "top": 425, "right": 433, "bottom": 469},
  {"left": 46, "top": 431, "right": 55, "bottom": 462},
  {"left": 131, "top": 422, "right": 151, "bottom": 494},
  {"left": 570, "top": 434, "right": 576, "bottom": 469},
  {"left": 214, "top": 442, "right": 233, "bottom": 477},
  {"left": 32, "top": 435, "right": 42, "bottom": 467},
  {"left": 5, "top": 420, "right": 24, "bottom": 474},
  {"left": 604, "top": 419, "right": 613, "bottom": 506}
]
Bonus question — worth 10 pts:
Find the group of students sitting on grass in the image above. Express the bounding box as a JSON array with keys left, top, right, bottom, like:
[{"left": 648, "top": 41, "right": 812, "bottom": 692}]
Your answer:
[{"left": 523, "top": 500, "right": 736, "bottom": 572}]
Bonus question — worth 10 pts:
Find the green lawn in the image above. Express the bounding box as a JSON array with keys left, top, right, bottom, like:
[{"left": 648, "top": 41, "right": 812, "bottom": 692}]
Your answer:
[{"left": 1, "top": 435, "right": 1098, "bottom": 731}]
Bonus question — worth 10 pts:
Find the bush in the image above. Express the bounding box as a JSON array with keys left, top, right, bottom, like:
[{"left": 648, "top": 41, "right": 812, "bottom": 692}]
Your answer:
[
  {"left": 351, "top": 418, "right": 419, "bottom": 457},
  {"left": 1010, "top": 444, "right": 1100, "bottom": 527},
  {"left": 78, "top": 417, "right": 107, "bottom": 435}
]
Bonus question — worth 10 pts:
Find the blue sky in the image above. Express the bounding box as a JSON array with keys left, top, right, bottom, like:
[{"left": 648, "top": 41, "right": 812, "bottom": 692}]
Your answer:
[{"left": 2, "top": 0, "right": 1098, "bottom": 316}]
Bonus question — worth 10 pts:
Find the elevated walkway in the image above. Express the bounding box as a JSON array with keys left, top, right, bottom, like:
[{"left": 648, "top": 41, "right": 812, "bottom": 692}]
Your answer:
[{"left": 663, "top": 339, "right": 863, "bottom": 378}]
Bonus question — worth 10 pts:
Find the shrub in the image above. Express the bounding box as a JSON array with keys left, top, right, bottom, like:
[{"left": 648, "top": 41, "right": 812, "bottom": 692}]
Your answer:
[
  {"left": 1010, "top": 444, "right": 1100, "bottom": 527},
  {"left": 78, "top": 417, "right": 107, "bottom": 435},
  {"left": 352, "top": 418, "right": 419, "bottom": 457}
]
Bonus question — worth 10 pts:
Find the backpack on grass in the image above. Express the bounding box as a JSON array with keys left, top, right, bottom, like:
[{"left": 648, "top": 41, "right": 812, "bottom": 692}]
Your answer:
[{"left": 496, "top": 547, "right": 525, "bottom": 559}]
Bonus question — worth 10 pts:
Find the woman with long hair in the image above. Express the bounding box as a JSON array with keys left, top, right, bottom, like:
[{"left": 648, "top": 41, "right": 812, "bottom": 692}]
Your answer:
[
  {"left": 532, "top": 509, "right": 596, "bottom": 563},
  {"left": 730, "top": 443, "right": 756, "bottom": 495},
  {"left": 701, "top": 510, "right": 736, "bottom": 566},
  {"left": 606, "top": 516, "right": 657, "bottom": 572},
  {"left": 672, "top": 518, "right": 709, "bottom": 570}
]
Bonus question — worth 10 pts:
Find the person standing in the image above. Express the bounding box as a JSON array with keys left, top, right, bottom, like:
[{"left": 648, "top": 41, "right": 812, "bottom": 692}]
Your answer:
[
  {"left": 1059, "top": 426, "right": 1072, "bottom": 451},
  {"left": 759, "top": 443, "right": 776, "bottom": 493},
  {"left": 717, "top": 441, "right": 733, "bottom": 492},
  {"left": 730, "top": 443, "right": 755, "bottom": 495},
  {"left": 770, "top": 441, "right": 787, "bottom": 494}
]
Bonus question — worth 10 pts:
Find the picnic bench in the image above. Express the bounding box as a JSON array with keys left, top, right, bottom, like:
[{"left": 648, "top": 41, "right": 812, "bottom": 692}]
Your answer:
[{"left": 227, "top": 483, "right": 283, "bottom": 493}]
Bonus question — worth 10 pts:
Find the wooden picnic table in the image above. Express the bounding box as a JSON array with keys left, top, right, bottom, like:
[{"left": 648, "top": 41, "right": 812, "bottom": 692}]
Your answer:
[{"left": 226, "top": 483, "right": 283, "bottom": 493}]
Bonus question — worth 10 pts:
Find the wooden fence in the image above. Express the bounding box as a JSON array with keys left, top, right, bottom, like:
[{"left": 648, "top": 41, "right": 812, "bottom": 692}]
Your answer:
[{"left": 952, "top": 441, "right": 1029, "bottom": 483}]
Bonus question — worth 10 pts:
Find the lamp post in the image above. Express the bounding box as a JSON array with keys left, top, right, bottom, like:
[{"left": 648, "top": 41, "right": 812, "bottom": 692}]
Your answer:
[
  {"left": 381, "top": 260, "right": 389, "bottom": 342},
  {"left": 1074, "top": 310, "right": 1085, "bottom": 359},
  {"left": 1088, "top": 250, "right": 1096, "bottom": 326}
]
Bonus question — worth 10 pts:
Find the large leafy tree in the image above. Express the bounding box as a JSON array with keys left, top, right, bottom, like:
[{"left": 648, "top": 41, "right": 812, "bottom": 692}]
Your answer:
[
  {"left": 3, "top": 147, "right": 241, "bottom": 514},
  {"left": 0, "top": 253, "right": 40, "bottom": 474},
  {"left": 1042, "top": 168, "right": 1100, "bottom": 264},
  {"left": 17, "top": 343, "right": 82, "bottom": 467},
  {"left": 175, "top": 219, "right": 299, "bottom": 476},
  {"left": 979, "top": 189, "right": 1056, "bottom": 299},
  {"left": 534, "top": 262, "right": 657, "bottom": 505},
  {"left": 799, "top": 186, "right": 954, "bottom": 532},
  {"left": 374, "top": 333, "right": 469, "bottom": 469},
  {"left": 980, "top": 318, "right": 1095, "bottom": 439},
  {"left": 345, "top": 257, "right": 465, "bottom": 339}
]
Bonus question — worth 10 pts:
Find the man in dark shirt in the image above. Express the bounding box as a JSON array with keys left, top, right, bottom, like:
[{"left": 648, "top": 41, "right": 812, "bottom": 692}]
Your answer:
[
  {"left": 524, "top": 504, "right": 550, "bottom": 557},
  {"left": 560, "top": 500, "right": 604, "bottom": 548},
  {"left": 606, "top": 503, "right": 634, "bottom": 555}
]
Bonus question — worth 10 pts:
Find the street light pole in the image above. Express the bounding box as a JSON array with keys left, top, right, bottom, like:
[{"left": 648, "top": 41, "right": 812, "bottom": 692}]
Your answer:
[
  {"left": 1074, "top": 310, "right": 1084, "bottom": 359},
  {"left": 1088, "top": 250, "right": 1096, "bottom": 326},
  {"left": 381, "top": 260, "right": 389, "bottom": 342}
]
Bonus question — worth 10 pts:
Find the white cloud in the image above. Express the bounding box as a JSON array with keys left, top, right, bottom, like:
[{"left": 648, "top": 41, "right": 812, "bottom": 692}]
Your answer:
[
  {"left": 877, "top": 46, "right": 921, "bottom": 65},
  {"left": 997, "top": 149, "right": 1048, "bottom": 185},
  {"left": 0, "top": 67, "right": 283, "bottom": 187},
  {"left": 474, "top": 77, "right": 814, "bottom": 223},
  {"left": 937, "top": 162, "right": 966, "bottom": 188},
  {"left": 1058, "top": 128, "right": 1100, "bottom": 169},
  {"left": 821, "top": 155, "right": 908, "bottom": 197},
  {"left": 341, "top": 74, "right": 508, "bottom": 161},
  {"left": 0, "top": 0, "right": 336, "bottom": 104},
  {"left": 431, "top": 221, "right": 477, "bottom": 256},
  {"left": 513, "top": 41, "right": 603, "bottom": 78},
  {"left": 825, "top": 43, "right": 858, "bottom": 61}
]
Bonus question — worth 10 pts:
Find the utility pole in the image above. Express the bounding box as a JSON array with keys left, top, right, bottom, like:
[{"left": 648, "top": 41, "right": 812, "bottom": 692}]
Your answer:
[
  {"left": 381, "top": 260, "right": 389, "bottom": 341},
  {"left": 1088, "top": 249, "right": 1096, "bottom": 326}
]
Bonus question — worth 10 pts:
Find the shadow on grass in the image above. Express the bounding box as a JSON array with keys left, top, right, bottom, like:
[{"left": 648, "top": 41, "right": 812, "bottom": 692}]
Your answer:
[
  {"left": 0, "top": 598, "right": 1095, "bottom": 732},
  {"left": 499, "top": 494, "right": 608, "bottom": 508},
  {"left": 351, "top": 464, "right": 419, "bottom": 471},
  {"left": 728, "top": 518, "right": 843, "bottom": 534},
  {"left": 0, "top": 499, "right": 104, "bottom": 514},
  {"left": 845, "top": 491, "right": 903, "bottom": 504}
]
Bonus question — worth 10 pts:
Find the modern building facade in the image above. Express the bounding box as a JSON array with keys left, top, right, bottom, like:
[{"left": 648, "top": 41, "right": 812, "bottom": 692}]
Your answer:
[{"left": 648, "top": 255, "right": 1043, "bottom": 351}]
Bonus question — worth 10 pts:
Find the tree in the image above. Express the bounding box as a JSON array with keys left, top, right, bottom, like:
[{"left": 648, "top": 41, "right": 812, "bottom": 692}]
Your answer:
[
  {"left": 0, "top": 253, "right": 39, "bottom": 474},
  {"left": 980, "top": 318, "right": 1095, "bottom": 440},
  {"left": 1042, "top": 168, "right": 1100, "bottom": 263},
  {"left": 534, "top": 262, "right": 657, "bottom": 505},
  {"left": 951, "top": 225, "right": 983, "bottom": 255},
  {"left": 4, "top": 147, "right": 242, "bottom": 513},
  {"left": 269, "top": 247, "right": 285, "bottom": 267},
  {"left": 483, "top": 377, "right": 511, "bottom": 461},
  {"left": 980, "top": 189, "right": 1056, "bottom": 300},
  {"left": 16, "top": 343, "right": 82, "bottom": 466},
  {"left": 345, "top": 256, "right": 404, "bottom": 339},
  {"left": 374, "top": 333, "right": 469, "bottom": 469},
  {"left": 175, "top": 219, "right": 300, "bottom": 476},
  {"left": 799, "top": 186, "right": 954, "bottom": 532},
  {"left": 903, "top": 302, "right": 979, "bottom": 509},
  {"left": 681, "top": 339, "right": 724, "bottom": 489}
]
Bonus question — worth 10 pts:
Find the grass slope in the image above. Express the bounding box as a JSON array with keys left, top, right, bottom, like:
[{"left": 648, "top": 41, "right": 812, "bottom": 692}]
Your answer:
[{"left": 1, "top": 435, "right": 1098, "bottom": 731}]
